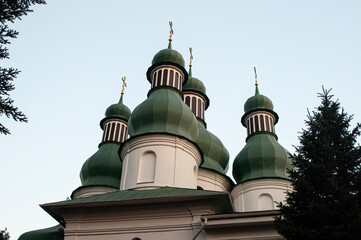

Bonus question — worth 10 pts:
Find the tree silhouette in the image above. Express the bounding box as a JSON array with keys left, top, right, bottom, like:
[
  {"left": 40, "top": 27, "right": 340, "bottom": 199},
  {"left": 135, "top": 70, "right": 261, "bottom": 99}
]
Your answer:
[
  {"left": 275, "top": 87, "right": 361, "bottom": 239},
  {"left": 0, "top": 0, "right": 46, "bottom": 135}
]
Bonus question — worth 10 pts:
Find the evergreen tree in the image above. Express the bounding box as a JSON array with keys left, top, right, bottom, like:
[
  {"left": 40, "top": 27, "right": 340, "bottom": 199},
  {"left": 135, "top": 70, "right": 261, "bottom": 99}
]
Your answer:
[
  {"left": 0, "top": 0, "right": 45, "bottom": 135},
  {"left": 275, "top": 88, "right": 361, "bottom": 240},
  {"left": 0, "top": 228, "right": 10, "bottom": 240}
]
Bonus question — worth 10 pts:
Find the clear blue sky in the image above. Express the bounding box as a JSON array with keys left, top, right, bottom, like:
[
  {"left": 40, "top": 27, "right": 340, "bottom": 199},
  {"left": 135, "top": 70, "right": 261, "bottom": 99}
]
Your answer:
[{"left": 1, "top": 0, "right": 361, "bottom": 239}]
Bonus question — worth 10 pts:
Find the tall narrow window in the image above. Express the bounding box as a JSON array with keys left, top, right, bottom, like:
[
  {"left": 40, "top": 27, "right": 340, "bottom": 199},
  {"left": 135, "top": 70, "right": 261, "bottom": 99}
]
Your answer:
[
  {"left": 138, "top": 151, "right": 156, "bottom": 183},
  {"left": 178, "top": 76, "right": 182, "bottom": 90},
  {"left": 250, "top": 117, "right": 254, "bottom": 134},
  {"left": 110, "top": 122, "right": 116, "bottom": 141},
  {"left": 120, "top": 124, "right": 125, "bottom": 142},
  {"left": 265, "top": 115, "right": 269, "bottom": 131},
  {"left": 270, "top": 117, "right": 274, "bottom": 133},
  {"left": 191, "top": 96, "right": 197, "bottom": 115},
  {"left": 169, "top": 70, "right": 174, "bottom": 87},
  {"left": 115, "top": 123, "right": 120, "bottom": 142},
  {"left": 123, "top": 127, "right": 128, "bottom": 142},
  {"left": 197, "top": 98, "right": 202, "bottom": 118},
  {"left": 152, "top": 72, "right": 157, "bottom": 88},
  {"left": 247, "top": 119, "right": 250, "bottom": 136},
  {"left": 157, "top": 70, "right": 162, "bottom": 87},
  {"left": 255, "top": 115, "right": 259, "bottom": 132},
  {"left": 163, "top": 69, "right": 168, "bottom": 85},
  {"left": 260, "top": 115, "right": 265, "bottom": 131},
  {"left": 105, "top": 123, "right": 112, "bottom": 141},
  {"left": 201, "top": 102, "right": 205, "bottom": 119},
  {"left": 185, "top": 96, "right": 190, "bottom": 107}
]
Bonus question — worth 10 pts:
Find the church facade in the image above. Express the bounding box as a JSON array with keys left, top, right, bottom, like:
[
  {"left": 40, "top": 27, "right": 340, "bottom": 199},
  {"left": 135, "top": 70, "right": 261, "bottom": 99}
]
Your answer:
[{"left": 19, "top": 26, "right": 293, "bottom": 240}]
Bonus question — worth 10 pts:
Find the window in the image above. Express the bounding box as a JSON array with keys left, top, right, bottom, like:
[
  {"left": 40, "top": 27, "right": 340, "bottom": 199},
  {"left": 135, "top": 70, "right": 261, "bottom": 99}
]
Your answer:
[
  {"left": 255, "top": 115, "right": 259, "bottom": 132},
  {"left": 163, "top": 69, "right": 168, "bottom": 85},
  {"left": 169, "top": 70, "right": 174, "bottom": 86},
  {"left": 157, "top": 70, "right": 162, "bottom": 87},
  {"left": 260, "top": 115, "right": 265, "bottom": 131},
  {"left": 138, "top": 151, "right": 156, "bottom": 183}
]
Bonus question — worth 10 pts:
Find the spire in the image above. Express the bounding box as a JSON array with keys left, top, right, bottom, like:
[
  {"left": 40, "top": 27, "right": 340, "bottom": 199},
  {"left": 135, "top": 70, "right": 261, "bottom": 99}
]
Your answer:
[
  {"left": 254, "top": 66, "right": 260, "bottom": 95},
  {"left": 169, "top": 21, "right": 173, "bottom": 42},
  {"left": 189, "top": 47, "right": 193, "bottom": 77},
  {"left": 119, "top": 76, "right": 127, "bottom": 104},
  {"left": 254, "top": 66, "right": 258, "bottom": 86}
]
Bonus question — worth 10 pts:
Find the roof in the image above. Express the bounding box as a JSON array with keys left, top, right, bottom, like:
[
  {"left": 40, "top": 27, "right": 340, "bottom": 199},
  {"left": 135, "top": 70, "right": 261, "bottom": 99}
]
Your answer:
[
  {"left": 41, "top": 187, "right": 234, "bottom": 225},
  {"left": 18, "top": 225, "right": 64, "bottom": 240}
]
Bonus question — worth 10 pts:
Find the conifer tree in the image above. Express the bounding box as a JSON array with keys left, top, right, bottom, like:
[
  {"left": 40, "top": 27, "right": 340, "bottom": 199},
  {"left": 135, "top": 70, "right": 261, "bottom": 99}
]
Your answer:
[
  {"left": 0, "top": 228, "right": 10, "bottom": 240},
  {"left": 275, "top": 88, "right": 361, "bottom": 240},
  {"left": 0, "top": 0, "right": 46, "bottom": 135}
]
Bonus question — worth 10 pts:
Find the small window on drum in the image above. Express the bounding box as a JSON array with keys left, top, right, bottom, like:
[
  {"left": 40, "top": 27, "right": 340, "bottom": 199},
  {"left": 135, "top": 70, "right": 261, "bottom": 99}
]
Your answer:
[
  {"left": 185, "top": 96, "right": 191, "bottom": 107},
  {"left": 163, "top": 69, "right": 168, "bottom": 85},
  {"left": 169, "top": 69, "right": 174, "bottom": 86},
  {"left": 260, "top": 115, "right": 265, "bottom": 131},
  {"left": 132, "top": 238, "right": 141, "bottom": 240},
  {"left": 157, "top": 70, "right": 162, "bottom": 87},
  {"left": 197, "top": 186, "right": 204, "bottom": 190},
  {"left": 255, "top": 115, "right": 259, "bottom": 132}
]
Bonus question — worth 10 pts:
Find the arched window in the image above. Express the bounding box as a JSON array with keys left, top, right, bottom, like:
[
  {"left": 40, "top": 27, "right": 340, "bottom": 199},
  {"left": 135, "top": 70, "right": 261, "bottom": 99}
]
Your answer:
[
  {"left": 185, "top": 96, "right": 190, "bottom": 107},
  {"left": 157, "top": 70, "right": 162, "bottom": 87},
  {"left": 254, "top": 115, "right": 259, "bottom": 132},
  {"left": 169, "top": 70, "right": 174, "bottom": 86},
  {"left": 258, "top": 194, "right": 274, "bottom": 210},
  {"left": 260, "top": 114, "right": 265, "bottom": 131},
  {"left": 138, "top": 151, "right": 156, "bottom": 183},
  {"left": 163, "top": 69, "right": 168, "bottom": 85}
]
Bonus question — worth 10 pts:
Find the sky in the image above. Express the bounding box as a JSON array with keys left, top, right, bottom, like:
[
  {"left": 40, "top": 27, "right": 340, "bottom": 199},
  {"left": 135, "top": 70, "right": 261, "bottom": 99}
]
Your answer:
[{"left": 1, "top": 0, "right": 361, "bottom": 239}]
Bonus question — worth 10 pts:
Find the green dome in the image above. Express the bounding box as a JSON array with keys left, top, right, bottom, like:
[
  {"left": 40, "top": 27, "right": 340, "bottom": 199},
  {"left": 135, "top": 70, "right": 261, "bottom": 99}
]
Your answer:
[
  {"left": 197, "top": 121, "right": 229, "bottom": 174},
  {"left": 128, "top": 87, "right": 199, "bottom": 142},
  {"left": 152, "top": 41, "right": 185, "bottom": 68},
  {"left": 104, "top": 95, "right": 131, "bottom": 121},
  {"left": 80, "top": 142, "right": 122, "bottom": 188},
  {"left": 232, "top": 133, "right": 293, "bottom": 184},
  {"left": 146, "top": 41, "right": 188, "bottom": 84},
  {"left": 244, "top": 85, "right": 274, "bottom": 113},
  {"left": 19, "top": 225, "right": 64, "bottom": 240},
  {"left": 183, "top": 67, "right": 206, "bottom": 95}
]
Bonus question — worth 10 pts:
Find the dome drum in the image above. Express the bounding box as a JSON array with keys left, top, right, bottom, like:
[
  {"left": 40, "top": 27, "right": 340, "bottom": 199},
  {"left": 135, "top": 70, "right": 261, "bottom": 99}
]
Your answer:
[
  {"left": 150, "top": 65, "right": 185, "bottom": 91},
  {"left": 244, "top": 111, "right": 277, "bottom": 138},
  {"left": 184, "top": 93, "right": 207, "bottom": 121},
  {"left": 101, "top": 119, "right": 129, "bottom": 144},
  {"left": 120, "top": 134, "right": 202, "bottom": 190}
]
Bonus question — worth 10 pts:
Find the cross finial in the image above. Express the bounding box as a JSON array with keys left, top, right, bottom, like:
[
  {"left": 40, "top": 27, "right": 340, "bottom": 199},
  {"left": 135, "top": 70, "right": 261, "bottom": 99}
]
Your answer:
[
  {"left": 169, "top": 21, "right": 174, "bottom": 41},
  {"left": 254, "top": 66, "right": 258, "bottom": 86},
  {"left": 189, "top": 47, "right": 193, "bottom": 67},
  {"left": 121, "top": 76, "right": 127, "bottom": 95}
]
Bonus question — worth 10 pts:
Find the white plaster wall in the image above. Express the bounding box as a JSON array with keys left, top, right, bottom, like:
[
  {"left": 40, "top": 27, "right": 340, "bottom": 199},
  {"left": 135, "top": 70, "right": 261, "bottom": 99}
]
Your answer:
[
  {"left": 197, "top": 168, "right": 232, "bottom": 192},
  {"left": 120, "top": 134, "right": 202, "bottom": 190},
  {"left": 231, "top": 178, "right": 292, "bottom": 212}
]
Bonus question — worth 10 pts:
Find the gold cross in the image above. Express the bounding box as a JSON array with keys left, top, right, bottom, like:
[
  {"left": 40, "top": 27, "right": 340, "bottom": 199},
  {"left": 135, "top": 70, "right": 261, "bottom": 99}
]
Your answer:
[
  {"left": 189, "top": 47, "right": 193, "bottom": 66},
  {"left": 169, "top": 21, "right": 174, "bottom": 41},
  {"left": 121, "top": 76, "right": 127, "bottom": 95},
  {"left": 254, "top": 66, "right": 258, "bottom": 86}
]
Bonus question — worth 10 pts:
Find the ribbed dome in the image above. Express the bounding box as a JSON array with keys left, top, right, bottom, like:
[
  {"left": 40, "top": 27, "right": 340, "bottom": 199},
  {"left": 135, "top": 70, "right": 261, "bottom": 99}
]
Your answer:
[
  {"left": 183, "top": 67, "right": 206, "bottom": 95},
  {"left": 152, "top": 41, "right": 185, "bottom": 67},
  {"left": 232, "top": 134, "right": 292, "bottom": 184},
  {"left": 80, "top": 142, "right": 122, "bottom": 188},
  {"left": 128, "top": 87, "right": 199, "bottom": 142},
  {"left": 197, "top": 121, "right": 229, "bottom": 174},
  {"left": 244, "top": 85, "right": 274, "bottom": 112},
  {"left": 104, "top": 95, "right": 131, "bottom": 121}
]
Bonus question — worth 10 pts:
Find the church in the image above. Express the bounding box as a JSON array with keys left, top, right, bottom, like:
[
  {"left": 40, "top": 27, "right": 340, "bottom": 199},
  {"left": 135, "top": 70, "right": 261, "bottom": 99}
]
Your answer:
[{"left": 19, "top": 23, "right": 293, "bottom": 240}]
